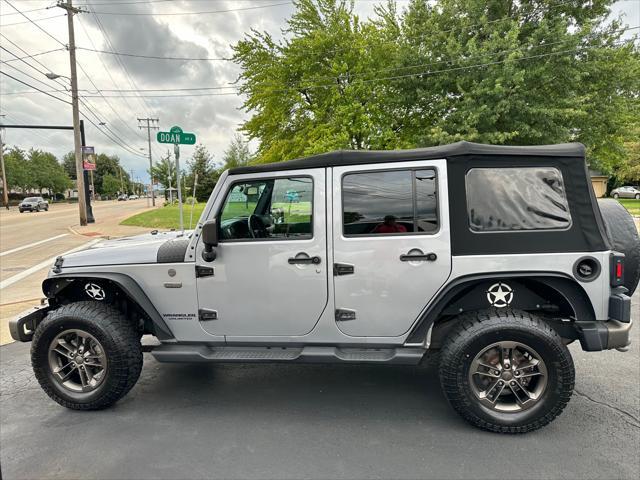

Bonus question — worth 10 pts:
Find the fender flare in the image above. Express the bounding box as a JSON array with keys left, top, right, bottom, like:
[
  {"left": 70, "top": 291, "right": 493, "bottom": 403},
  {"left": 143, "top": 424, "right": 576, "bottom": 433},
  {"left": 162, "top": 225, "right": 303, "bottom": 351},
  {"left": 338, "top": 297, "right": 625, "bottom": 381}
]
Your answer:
[
  {"left": 43, "top": 272, "right": 174, "bottom": 341},
  {"left": 405, "top": 271, "right": 596, "bottom": 343}
]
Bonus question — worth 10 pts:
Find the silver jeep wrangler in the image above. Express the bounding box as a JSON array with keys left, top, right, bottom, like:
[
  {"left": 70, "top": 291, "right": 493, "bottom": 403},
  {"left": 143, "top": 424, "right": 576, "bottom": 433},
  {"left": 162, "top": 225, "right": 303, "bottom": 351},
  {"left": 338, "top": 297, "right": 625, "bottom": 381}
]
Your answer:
[{"left": 11, "top": 142, "right": 638, "bottom": 433}]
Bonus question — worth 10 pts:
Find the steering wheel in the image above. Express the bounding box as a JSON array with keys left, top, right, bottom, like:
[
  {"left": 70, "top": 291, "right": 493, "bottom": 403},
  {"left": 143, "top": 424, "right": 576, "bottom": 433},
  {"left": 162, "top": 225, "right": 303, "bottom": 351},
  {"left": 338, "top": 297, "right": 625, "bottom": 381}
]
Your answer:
[{"left": 248, "top": 214, "right": 265, "bottom": 238}]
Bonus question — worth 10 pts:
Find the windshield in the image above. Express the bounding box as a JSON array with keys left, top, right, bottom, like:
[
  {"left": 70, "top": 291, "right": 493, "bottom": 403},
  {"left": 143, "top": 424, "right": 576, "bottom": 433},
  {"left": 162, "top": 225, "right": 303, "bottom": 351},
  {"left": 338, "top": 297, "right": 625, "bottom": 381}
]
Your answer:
[{"left": 24, "top": 197, "right": 39, "bottom": 202}]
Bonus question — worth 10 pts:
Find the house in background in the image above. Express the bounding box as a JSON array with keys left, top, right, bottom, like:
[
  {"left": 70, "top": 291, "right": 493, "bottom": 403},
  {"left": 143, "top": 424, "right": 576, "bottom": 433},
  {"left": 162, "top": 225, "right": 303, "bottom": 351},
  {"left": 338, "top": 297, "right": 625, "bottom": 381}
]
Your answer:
[{"left": 589, "top": 169, "right": 609, "bottom": 198}]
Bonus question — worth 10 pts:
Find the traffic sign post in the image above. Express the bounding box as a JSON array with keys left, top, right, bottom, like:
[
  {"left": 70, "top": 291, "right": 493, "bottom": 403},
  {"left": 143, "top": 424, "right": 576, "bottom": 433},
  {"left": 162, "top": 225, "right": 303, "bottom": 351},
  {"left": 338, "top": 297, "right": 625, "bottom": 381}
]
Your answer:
[
  {"left": 174, "top": 143, "right": 184, "bottom": 231},
  {"left": 157, "top": 126, "right": 196, "bottom": 231}
]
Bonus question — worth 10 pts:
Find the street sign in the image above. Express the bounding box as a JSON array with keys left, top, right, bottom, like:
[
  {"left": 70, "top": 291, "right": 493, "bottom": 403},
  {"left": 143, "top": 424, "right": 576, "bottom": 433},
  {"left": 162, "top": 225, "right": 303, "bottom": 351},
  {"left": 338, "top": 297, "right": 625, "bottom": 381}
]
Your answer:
[
  {"left": 82, "top": 146, "right": 96, "bottom": 170},
  {"left": 156, "top": 125, "right": 196, "bottom": 145}
]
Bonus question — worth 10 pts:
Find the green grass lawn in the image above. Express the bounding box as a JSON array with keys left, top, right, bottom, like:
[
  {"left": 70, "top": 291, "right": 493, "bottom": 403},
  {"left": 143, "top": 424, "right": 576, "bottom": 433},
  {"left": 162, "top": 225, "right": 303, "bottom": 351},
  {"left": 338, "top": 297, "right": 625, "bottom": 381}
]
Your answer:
[
  {"left": 618, "top": 199, "right": 640, "bottom": 217},
  {"left": 121, "top": 203, "right": 206, "bottom": 229},
  {"left": 122, "top": 201, "right": 312, "bottom": 230},
  {"left": 122, "top": 199, "right": 639, "bottom": 230}
]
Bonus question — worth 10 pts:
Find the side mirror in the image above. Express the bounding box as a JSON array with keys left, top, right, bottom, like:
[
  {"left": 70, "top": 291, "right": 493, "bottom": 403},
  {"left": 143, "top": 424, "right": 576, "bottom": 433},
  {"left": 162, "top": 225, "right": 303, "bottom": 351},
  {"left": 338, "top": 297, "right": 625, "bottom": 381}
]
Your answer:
[{"left": 201, "top": 219, "right": 218, "bottom": 262}]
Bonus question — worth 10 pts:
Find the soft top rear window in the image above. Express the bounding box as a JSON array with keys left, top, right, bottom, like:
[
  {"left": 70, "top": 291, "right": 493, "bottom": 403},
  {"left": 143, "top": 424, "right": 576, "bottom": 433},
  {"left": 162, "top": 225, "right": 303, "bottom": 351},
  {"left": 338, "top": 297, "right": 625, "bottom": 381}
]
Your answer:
[{"left": 466, "top": 167, "right": 571, "bottom": 232}]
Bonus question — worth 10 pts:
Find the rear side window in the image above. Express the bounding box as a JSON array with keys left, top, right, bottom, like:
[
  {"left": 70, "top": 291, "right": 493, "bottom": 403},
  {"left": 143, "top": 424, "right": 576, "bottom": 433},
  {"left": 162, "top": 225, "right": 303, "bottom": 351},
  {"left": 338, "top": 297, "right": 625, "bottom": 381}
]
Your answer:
[
  {"left": 466, "top": 167, "right": 571, "bottom": 232},
  {"left": 342, "top": 169, "right": 438, "bottom": 236}
]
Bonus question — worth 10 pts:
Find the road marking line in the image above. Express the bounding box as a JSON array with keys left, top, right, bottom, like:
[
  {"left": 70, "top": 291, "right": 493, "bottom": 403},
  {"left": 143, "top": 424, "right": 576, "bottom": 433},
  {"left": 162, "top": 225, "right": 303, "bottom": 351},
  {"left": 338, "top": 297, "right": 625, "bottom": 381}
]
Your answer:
[
  {"left": 0, "top": 239, "right": 102, "bottom": 290},
  {"left": 0, "top": 233, "right": 69, "bottom": 257}
]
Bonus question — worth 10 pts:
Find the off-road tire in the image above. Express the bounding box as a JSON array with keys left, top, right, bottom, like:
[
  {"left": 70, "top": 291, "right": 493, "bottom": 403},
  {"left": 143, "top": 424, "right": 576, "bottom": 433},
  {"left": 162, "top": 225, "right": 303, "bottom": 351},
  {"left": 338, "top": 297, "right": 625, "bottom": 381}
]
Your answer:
[
  {"left": 31, "top": 301, "right": 143, "bottom": 410},
  {"left": 439, "top": 309, "right": 574, "bottom": 433},
  {"left": 597, "top": 198, "right": 640, "bottom": 295}
]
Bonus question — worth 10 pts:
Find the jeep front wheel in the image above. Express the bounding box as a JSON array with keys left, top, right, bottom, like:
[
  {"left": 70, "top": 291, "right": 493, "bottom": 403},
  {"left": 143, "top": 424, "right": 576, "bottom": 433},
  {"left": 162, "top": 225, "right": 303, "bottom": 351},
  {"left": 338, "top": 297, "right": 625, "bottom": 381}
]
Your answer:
[
  {"left": 31, "top": 301, "right": 143, "bottom": 410},
  {"left": 439, "top": 309, "right": 574, "bottom": 433}
]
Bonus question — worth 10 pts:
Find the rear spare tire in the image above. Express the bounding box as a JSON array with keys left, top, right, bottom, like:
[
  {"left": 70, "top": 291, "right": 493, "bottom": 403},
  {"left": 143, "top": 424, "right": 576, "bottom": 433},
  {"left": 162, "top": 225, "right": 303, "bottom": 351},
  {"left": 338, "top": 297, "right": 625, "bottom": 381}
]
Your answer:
[{"left": 597, "top": 199, "right": 640, "bottom": 295}]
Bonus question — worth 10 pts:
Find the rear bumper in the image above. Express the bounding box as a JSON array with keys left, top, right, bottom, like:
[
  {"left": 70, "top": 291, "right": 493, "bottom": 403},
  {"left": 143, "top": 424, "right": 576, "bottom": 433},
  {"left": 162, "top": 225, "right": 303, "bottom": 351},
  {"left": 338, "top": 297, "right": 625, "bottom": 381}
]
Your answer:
[
  {"left": 9, "top": 303, "right": 51, "bottom": 342},
  {"left": 577, "top": 319, "right": 633, "bottom": 351}
]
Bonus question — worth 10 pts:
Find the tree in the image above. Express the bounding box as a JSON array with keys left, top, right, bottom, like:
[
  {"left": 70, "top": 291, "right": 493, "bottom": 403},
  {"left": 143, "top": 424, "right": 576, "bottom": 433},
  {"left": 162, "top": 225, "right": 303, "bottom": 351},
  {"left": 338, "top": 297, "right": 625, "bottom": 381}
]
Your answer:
[
  {"left": 186, "top": 144, "right": 217, "bottom": 201},
  {"left": 62, "top": 152, "right": 77, "bottom": 180},
  {"left": 219, "top": 134, "right": 253, "bottom": 170},
  {"left": 2, "top": 147, "right": 30, "bottom": 192},
  {"left": 101, "top": 174, "right": 121, "bottom": 197},
  {"left": 63, "top": 151, "right": 132, "bottom": 195},
  {"left": 232, "top": 0, "right": 640, "bottom": 172},
  {"left": 150, "top": 153, "right": 177, "bottom": 198},
  {"left": 28, "top": 150, "right": 71, "bottom": 195}
]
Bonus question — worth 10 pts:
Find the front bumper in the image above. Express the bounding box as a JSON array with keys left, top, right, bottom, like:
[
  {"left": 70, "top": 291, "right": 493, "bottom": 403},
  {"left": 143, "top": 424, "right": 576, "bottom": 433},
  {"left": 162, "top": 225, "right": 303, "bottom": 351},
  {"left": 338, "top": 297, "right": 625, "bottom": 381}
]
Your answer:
[{"left": 9, "top": 302, "right": 51, "bottom": 342}]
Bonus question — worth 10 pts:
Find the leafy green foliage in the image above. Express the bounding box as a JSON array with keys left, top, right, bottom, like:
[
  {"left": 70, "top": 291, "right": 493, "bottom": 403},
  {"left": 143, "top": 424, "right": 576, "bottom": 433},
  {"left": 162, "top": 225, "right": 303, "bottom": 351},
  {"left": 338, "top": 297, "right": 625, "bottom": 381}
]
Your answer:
[
  {"left": 2, "top": 147, "right": 71, "bottom": 195},
  {"left": 101, "top": 174, "right": 121, "bottom": 197},
  {"left": 220, "top": 134, "right": 253, "bottom": 170},
  {"left": 186, "top": 144, "right": 217, "bottom": 201},
  {"left": 233, "top": 0, "right": 639, "bottom": 175}
]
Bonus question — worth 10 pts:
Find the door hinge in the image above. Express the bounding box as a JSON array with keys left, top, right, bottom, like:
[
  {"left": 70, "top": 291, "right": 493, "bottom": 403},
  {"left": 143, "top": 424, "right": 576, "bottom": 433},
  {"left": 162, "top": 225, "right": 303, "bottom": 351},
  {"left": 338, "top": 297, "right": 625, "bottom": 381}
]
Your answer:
[
  {"left": 335, "top": 309, "right": 356, "bottom": 321},
  {"left": 199, "top": 308, "right": 218, "bottom": 321},
  {"left": 333, "top": 263, "right": 355, "bottom": 276},
  {"left": 195, "top": 265, "right": 214, "bottom": 278}
]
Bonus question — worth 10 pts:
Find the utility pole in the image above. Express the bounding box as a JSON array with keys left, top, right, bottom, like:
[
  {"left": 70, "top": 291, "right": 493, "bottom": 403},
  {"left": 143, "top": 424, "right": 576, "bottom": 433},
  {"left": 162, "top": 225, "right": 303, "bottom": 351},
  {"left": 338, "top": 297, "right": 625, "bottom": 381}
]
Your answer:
[
  {"left": 57, "top": 0, "right": 87, "bottom": 225},
  {"left": 0, "top": 120, "right": 8, "bottom": 209},
  {"left": 118, "top": 166, "right": 124, "bottom": 194},
  {"left": 137, "top": 117, "right": 159, "bottom": 206}
]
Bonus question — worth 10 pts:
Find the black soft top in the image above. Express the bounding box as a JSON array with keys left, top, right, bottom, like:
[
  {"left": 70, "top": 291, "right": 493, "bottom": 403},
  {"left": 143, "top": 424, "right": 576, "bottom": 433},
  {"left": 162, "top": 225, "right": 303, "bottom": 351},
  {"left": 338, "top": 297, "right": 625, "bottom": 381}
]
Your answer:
[
  {"left": 228, "top": 141, "right": 586, "bottom": 175},
  {"left": 227, "top": 141, "right": 608, "bottom": 255}
]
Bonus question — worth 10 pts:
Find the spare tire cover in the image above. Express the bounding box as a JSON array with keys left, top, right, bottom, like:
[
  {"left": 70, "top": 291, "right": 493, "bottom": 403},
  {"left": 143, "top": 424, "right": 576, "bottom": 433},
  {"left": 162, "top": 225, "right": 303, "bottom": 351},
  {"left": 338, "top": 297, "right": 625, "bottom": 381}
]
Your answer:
[{"left": 597, "top": 199, "right": 640, "bottom": 295}]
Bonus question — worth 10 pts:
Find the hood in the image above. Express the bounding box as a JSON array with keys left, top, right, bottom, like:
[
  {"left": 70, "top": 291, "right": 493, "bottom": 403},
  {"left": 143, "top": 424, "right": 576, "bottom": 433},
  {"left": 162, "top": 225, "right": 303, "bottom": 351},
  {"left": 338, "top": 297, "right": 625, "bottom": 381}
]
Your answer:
[{"left": 60, "top": 230, "right": 192, "bottom": 268}]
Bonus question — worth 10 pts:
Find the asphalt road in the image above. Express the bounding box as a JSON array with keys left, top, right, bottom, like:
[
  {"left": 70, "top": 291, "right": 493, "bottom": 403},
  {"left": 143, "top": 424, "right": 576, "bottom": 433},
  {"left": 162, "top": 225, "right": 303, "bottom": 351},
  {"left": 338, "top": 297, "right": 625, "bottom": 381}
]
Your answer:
[
  {"left": 1, "top": 292, "right": 638, "bottom": 480},
  {"left": 0, "top": 200, "right": 153, "bottom": 344}
]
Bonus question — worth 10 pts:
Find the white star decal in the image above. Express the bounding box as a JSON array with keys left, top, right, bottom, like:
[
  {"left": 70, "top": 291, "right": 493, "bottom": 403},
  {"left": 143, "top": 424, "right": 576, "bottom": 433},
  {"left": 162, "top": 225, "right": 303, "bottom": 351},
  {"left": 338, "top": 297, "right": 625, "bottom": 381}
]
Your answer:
[
  {"left": 84, "top": 283, "right": 106, "bottom": 301},
  {"left": 486, "top": 282, "right": 514, "bottom": 308}
]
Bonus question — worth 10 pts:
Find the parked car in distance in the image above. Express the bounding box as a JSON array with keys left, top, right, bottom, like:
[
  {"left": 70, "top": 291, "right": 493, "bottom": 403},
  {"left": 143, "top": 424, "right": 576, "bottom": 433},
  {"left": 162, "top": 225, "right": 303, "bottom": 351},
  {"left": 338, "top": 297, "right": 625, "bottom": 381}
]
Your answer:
[
  {"left": 611, "top": 186, "right": 640, "bottom": 199},
  {"left": 128, "top": 194, "right": 139, "bottom": 200},
  {"left": 18, "top": 197, "right": 49, "bottom": 213},
  {"left": 117, "top": 194, "right": 128, "bottom": 201}
]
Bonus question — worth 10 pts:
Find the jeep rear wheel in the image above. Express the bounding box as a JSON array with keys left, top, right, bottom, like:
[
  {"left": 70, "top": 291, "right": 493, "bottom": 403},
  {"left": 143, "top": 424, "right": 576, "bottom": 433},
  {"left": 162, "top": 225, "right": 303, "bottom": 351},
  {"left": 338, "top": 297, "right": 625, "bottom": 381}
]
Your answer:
[
  {"left": 439, "top": 309, "right": 574, "bottom": 433},
  {"left": 31, "top": 301, "right": 142, "bottom": 410}
]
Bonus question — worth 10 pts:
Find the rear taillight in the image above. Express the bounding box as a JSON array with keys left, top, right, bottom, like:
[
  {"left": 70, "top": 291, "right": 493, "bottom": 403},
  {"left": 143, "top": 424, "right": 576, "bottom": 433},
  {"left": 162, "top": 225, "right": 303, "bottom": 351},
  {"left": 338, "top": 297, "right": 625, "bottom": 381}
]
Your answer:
[{"left": 610, "top": 253, "right": 625, "bottom": 288}]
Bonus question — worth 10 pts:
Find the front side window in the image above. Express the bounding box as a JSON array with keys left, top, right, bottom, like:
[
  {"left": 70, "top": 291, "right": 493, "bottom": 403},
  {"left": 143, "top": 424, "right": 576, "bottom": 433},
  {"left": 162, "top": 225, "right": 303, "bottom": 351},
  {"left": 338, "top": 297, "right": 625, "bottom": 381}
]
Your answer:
[
  {"left": 342, "top": 169, "right": 438, "bottom": 236},
  {"left": 466, "top": 167, "right": 571, "bottom": 232},
  {"left": 219, "top": 177, "right": 313, "bottom": 241}
]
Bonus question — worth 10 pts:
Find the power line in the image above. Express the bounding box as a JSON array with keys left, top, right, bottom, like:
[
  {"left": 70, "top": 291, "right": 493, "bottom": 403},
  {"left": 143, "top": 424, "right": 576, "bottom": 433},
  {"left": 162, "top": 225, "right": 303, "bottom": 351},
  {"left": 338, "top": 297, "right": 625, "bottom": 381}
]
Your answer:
[
  {"left": 0, "top": 35, "right": 145, "bottom": 159},
  {"left": 90, "top": 2, "right": 292, "bottom": 16},
  {"left": 0, "top": 47, "right": 67, "bottom": 64},
  {"left": 0, "top": 71, "right": 72, "bottom": 105},
  {"left": 79, "top": 39, "right": 636, "bottom": 98},
  {"left": 76, "top": 15, "right": 146, "bottom": 142},
  {"left": 87, "top": 4, "right": 163, "bottom": 159},
  {"left": 89, "top": 5, "right": 155, "bottom": 118},
  {"left": 0, "top": 14, "right": 67, "bottom": 27},
  {"left": 0, "top": 32, "right": 70, "bottom": 92},
  {"left": 76, "top": 46, "right": 229, "bottom": 61},
  {"left": 3, "top": 0, "right": 66, "bottom": 47}
]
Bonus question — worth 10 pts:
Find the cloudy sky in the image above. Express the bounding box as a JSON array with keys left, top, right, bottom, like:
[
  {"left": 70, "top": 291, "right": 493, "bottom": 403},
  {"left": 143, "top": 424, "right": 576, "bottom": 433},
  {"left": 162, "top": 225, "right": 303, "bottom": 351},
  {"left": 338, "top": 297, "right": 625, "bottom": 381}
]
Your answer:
[{"left": 1, "top": 0, "right": 638, "bottom": 183}]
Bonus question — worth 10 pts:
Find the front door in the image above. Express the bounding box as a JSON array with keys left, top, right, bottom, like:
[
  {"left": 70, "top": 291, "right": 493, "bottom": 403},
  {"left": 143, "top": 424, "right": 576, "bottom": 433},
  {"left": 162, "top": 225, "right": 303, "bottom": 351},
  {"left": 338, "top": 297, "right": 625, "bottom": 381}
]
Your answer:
[
  {"left": 196, "top": 169, "right": 328, "bottom": 337},
  {"left": 332, "top": 160, "right": 451, "bottom": 337}
]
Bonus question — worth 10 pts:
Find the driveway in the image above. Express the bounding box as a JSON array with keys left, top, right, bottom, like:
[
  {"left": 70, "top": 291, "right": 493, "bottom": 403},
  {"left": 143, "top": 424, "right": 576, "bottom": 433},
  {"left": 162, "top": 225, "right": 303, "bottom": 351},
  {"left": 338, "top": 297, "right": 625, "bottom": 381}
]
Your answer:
[{"left": 0, "top": 291, "right": 638, "bottom": 480}]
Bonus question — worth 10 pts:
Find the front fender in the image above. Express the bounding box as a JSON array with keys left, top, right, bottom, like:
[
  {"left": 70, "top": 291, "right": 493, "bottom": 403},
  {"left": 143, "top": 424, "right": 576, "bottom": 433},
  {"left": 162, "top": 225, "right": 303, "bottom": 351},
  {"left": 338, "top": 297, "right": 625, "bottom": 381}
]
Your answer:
[{"left": 43, "top": 272, "right": 174, "bottom": 341}]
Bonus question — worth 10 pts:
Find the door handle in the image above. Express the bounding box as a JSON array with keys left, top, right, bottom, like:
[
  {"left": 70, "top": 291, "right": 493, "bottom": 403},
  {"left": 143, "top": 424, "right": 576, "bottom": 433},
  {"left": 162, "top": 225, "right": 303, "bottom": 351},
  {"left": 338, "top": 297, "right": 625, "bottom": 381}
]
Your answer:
[
  {"left": 288, "top": 255, "right": 321, "bottom": 265},
  {"left": 400, "top": 252, "right": 437, "bottom": 262}
]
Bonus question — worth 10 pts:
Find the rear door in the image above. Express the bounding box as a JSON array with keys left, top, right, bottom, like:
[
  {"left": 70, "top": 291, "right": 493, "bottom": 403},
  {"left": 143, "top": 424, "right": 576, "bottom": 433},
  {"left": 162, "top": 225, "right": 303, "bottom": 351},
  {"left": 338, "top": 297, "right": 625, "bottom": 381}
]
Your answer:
[{"left": 332, "top": 160, "right": 451, "bottom": 337}]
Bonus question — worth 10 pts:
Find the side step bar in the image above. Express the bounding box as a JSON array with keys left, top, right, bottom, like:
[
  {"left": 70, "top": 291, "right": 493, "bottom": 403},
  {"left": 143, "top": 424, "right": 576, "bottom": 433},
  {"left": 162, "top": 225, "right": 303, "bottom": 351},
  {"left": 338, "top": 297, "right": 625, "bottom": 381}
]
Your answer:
[{"left": 151, "top": 345, "right": 426, "bottom": 365}]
